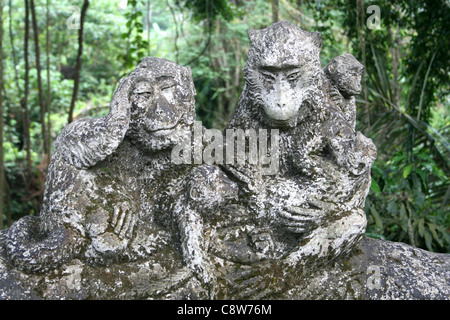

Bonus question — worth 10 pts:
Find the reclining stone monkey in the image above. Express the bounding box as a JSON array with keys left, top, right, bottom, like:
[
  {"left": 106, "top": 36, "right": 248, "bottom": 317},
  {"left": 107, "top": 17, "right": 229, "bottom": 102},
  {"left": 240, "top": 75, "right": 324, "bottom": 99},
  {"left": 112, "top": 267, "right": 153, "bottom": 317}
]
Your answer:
[{"left": 3, "top": 57, "right": 197, "bottom": 273}]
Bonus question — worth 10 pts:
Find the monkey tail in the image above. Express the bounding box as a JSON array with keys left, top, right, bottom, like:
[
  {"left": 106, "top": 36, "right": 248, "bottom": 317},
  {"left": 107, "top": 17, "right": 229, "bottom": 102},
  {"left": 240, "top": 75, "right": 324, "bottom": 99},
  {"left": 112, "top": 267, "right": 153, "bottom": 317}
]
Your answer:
[{"left": 4, "top": 216, "right": 81, "bottom": 274}]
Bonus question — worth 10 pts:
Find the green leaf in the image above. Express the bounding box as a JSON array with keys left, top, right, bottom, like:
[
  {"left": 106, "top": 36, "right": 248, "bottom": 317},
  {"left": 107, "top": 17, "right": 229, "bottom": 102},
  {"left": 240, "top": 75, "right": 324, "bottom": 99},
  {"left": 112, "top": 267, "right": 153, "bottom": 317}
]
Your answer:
[
  {"left": 413, "top": 189, "right": 426, "bottom": 208},
  {"left": 416, "top": 168, "right": 427, "bottom": 189},
  {"left": 365, "top": 233, "right": 386, "bottom": 240},
  {"left": 424, "top": 229, "right": 433, "bottom": 251},
  {"left": 371, "top": 178, "right": 381, "bottom": 195},
  {"left": 427, "top": 223, "right": 444, "bottom": 247},
  {"left": 387, "top": 201, "right": 397, "bottom": 215},
  {"left": 135, "top": 22, "right": 144, "bottom": 30},
  {"left": 418, "top": 218, "right": 425, "bottom": 237},
  {"left": 403, "top": 164, "right": 413, "bottom": 179},
  {"left": 370, "top": 206, "right": 383, "bottom": 231}
]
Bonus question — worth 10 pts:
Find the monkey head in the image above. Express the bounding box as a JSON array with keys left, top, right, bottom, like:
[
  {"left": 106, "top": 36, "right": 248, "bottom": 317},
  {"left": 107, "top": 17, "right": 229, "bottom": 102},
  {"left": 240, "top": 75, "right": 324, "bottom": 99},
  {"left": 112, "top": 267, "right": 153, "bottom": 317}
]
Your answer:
[
  {"left": 126, "top": 57, "right": 196, "bottom": 152},
  {"left": 324, "top": 54, "right": 364, "bottom": 98},
  {"left": 244, "top": 21, "right": 324, "bottom": 128}
]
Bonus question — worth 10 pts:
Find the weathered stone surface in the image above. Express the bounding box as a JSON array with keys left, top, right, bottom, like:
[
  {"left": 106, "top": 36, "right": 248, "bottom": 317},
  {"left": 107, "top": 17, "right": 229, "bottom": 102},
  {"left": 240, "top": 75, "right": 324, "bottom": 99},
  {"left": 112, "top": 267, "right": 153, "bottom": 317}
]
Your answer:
[
  {"left": 289, "top": 236, "right": 450, "bottom": 300},
  {"left": 0, "top": 21, "right": 448, "bottom": 300},
  {"left": 1, "top": 232, "right": 448, "bottom": 299}
]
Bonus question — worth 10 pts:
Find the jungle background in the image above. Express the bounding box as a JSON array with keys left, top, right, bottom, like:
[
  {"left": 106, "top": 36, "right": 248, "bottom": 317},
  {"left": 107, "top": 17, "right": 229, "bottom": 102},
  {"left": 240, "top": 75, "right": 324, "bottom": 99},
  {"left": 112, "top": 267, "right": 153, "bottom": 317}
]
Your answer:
[{"left": 0, "top": 0, "right": 448, "bottom": 253}]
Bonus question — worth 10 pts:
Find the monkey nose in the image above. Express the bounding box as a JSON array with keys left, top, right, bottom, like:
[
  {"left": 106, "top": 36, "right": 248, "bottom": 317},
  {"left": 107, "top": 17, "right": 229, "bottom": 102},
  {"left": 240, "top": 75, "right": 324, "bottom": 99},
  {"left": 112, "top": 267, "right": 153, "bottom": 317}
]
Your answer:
[
  {"left": 146, "top": 96, "right": 179, "bottom": 131},
  {"left": 150, "top": 96, "right": 174, "bottom": 118}
]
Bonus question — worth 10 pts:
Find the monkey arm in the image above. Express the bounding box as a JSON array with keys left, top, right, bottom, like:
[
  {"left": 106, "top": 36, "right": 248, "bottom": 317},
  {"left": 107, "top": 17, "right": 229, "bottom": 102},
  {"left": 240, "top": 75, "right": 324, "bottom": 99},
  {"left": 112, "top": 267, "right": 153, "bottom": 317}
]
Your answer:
[
  {"left": 55, "top": 77, "right": 131, "bottom": 170},
  {"left": 284, "top": 207, "right": 367, "bottom": 266},
  {"left": 174, "top": 202, "right": 214, "bottom": 285}
]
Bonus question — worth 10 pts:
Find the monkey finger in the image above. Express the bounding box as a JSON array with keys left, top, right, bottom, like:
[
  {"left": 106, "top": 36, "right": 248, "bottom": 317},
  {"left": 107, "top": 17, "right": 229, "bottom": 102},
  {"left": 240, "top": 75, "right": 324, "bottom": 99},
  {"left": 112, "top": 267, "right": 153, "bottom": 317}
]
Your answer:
[
  {"left": 126, "top": 214, "right": 137, "bottom": 238},
  {"left": 111, "top": 206, "right": 120, "bottom": 228},
  {"left": 278, "top": 217, "right": 315, "bottom": 232},
  {"left": 277, "top": 212, "right": 314, "bottom": 225},
  {"left": 285, "top": 206, "right": 322, "bottom": 217},
  {"left": 119, "top": 211, "right": 133, "bottom": 239},
  {"left": 114, "top": 209, "right": 126, "bottom": 235},
  {"left": 285, "top": 226, "right": 310, "bottom": 234}
]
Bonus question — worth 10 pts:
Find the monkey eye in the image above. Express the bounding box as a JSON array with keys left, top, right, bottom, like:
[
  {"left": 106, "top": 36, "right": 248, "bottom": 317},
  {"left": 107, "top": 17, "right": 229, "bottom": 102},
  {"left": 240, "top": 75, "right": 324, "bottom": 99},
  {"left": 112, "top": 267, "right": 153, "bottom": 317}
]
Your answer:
[
  {"left": 259, "top": 71, "right": 276, "bottom": 82},
  {"left": 134, "top": 82, "right": 154, "bottom": 95},
  {"left": 286, "top": 71, "right": 301, "bottom": 82},
  {"left": 160, "top": 80, "right": 176, "bottom": 91}
]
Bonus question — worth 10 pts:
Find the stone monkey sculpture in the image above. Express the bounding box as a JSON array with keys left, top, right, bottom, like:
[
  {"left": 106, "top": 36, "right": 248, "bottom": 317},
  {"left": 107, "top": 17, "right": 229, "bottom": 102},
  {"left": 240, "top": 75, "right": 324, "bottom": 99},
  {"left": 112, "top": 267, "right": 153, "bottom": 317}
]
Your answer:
[
  {"left": 3, "top": 57, "right": 197, "bottom": 273},
  {"left": 289, "top": 53, "right": 376, "bottom": 209},
  {"left": 3, "top": 56, "right": 247, "bottom": 289},
  {"left": 224, "top": 21, "right": 376, "bottom": 262},
  {"left": 0, "top": 22, "right": 447, "bottom": 301},
  {"left": 324, "top": 53, "right": 365, "bottom": 131}
]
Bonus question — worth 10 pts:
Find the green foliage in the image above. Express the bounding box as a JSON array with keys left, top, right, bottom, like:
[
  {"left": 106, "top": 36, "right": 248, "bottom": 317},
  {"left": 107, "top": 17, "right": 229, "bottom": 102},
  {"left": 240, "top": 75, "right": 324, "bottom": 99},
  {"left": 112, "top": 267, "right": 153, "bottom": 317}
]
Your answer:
[
  {"left": 187, "top": 1, "right": 272, "bottom": 129},
  {"left": 175, "top": 0, "right": 239, "bottom": 22},
  {"left": 119, "top": 0, "right": 149, "bottom": 71},
  {"left": 366, "top": 146, "right": 449, "bottom": 252},
  {"left": 338, "top": 1, "right": 450, "bottom": 253}
]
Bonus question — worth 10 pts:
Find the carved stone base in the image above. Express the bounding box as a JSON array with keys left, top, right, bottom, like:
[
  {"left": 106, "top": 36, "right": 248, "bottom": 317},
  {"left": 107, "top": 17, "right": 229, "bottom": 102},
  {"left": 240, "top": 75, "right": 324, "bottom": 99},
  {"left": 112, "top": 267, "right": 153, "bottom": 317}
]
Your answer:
[{"left": 1, "top": 233, "right": 448, "bottom": 300}]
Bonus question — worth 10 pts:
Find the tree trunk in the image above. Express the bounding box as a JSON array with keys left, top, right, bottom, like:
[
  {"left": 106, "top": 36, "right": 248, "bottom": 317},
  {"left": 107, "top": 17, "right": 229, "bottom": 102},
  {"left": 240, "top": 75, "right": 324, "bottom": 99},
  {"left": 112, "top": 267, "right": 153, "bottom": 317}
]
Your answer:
[
  {"left": 68, "top": 0, "right": 89, "bottom": 124},
  {"left": 8, "top": 0, "right": 21, "bottom": 95},
  {"left": 30, "top": 0, "right": 49, "bottom": 157},
  {"left": 0, "top": 0, "right": 4, "bottom": 229},
  {"left": 46, "top": 0, "right": 51, "bottom": 160},
  {"left": 272, "top": 0, "right": 279, "bottom": 23},
  {"left": 22, "top": 0, "right": 32, "bottom": 194},
  {"left": 3, "top": 169, "right": 11, "bottom": 227},
  {"left": 147, "top": 0, "right": 152, "bottom": 56},
  {"left": 356, "top": 0, "right": 369, "bottom": 127}
]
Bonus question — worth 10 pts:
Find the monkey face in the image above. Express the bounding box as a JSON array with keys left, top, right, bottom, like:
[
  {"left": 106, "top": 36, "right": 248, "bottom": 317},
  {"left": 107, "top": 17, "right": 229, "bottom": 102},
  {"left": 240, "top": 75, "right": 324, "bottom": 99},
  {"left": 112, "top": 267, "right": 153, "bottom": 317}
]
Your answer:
[
  {"left": 126, "top": 58, "right": 196, "bottom": 152},
  {"left": 244, "top": 22, "right": 324, "bottom": 129},
  {"left": 325, "top": 54, "right": 364, "bottom": 98},
  {"left": 256, "top": 65, "right": 320, "bottom": 127},
  {"left": 336, "top": 66, "right": 363, "bottom": 97}
]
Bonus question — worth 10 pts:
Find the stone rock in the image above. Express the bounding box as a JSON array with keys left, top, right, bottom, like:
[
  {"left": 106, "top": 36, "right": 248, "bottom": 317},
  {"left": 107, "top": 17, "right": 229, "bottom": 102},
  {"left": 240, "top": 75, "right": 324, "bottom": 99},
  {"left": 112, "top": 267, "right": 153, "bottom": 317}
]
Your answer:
[
  {"left": 0, "top": 21, "right": 448, "bottom": 300},
  {"left": 290, "top": 236, "right": 450, "bottom": 300}
]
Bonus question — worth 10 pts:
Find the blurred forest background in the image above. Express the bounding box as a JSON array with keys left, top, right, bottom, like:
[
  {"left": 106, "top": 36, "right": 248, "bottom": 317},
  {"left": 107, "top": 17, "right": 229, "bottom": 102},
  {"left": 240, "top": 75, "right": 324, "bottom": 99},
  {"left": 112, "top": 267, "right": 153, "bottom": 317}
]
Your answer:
[{"left": 0, "top": 0, "right": 448, "bottom": 253}]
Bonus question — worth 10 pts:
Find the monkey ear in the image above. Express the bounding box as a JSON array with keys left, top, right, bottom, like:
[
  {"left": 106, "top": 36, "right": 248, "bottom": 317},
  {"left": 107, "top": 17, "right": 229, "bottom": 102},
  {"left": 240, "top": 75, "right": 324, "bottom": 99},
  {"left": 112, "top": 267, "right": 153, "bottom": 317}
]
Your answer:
[
  {"left": 182, "top": 66, "right": 196, "bottom": 96},
  {"left": 329, "top": 60, "right": 336, "bottom": 72},
  {"left": 359, "top": 64, "right": 365, "bottom": 73},
  {"left": 310, "top": 32, "right": 322, "bottom": 50},
  {"left": 189, "top": 185, "right": 201, "bottom": 201},
  {"left": 183, "top": 65, "right": 193, "bottom": 79},
  {"left": 356, "top": 60, "right": 365, "bottom": 73},
  {"left": 325, "top": 59, "right": 336, "bottom": 75},
  {"left": 248, "top": 29, "right": 257, "bottom": 44}
]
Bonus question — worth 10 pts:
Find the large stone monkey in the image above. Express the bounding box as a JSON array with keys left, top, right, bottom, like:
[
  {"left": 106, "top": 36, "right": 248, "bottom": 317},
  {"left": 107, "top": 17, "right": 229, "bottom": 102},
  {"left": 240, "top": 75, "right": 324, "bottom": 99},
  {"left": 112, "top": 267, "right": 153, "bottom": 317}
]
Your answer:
[
  {"left": 3, "top": 57, "right": 197, "bottom": 273},
  {"left": 224, "top": 21, "right": 376, "bottom": 263}
]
